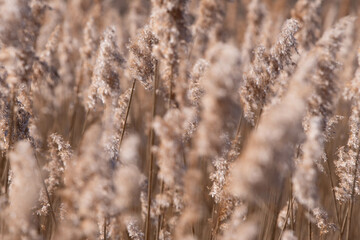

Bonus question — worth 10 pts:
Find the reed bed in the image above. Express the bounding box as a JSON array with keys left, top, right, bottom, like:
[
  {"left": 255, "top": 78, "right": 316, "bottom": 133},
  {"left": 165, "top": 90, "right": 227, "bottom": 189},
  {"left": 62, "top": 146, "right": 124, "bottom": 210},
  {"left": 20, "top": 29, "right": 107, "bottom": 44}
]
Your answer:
[{"left": 0, "top": 0, "right": 360, "bottom": 239}]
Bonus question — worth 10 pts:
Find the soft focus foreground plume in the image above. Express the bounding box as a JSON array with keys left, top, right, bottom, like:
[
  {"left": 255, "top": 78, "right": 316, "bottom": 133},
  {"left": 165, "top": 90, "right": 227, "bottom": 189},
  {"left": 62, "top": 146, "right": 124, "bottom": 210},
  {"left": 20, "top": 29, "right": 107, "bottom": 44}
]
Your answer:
[
  {"left": 116, "top": 134, "right": 143, "bottom": 212},
  {"left": 293, "top": 118, "right": 321, "bottom": 209},
  {"left": 173, "top": 47, "right": 246, "bottom": 238},
  {"left": 292, "top": 117, "right": 334, "bottom": 234},
  {"left": 196, "top": 43, "right": 242, "bottom": 157},
  {"left": 58, "top": 124, "right": 113, "bottom": 239},
  {"left": 152, "top": 107, "right": 194, "bottom": 238},
  {"left": 153, "top": 108, "right": 193, "bottom": 189},
  {"left": 307, "top": 16, "right": 355, "bottom": 133},
  {"left": 220, "top": 204, "right": 257, "bottom": 240},
  {"left": 303, "top": 16, "right": 355, "bottom": 173},
  {"left": 5, "top": 141, "right": 41, "bottom": 239},
  {"left": 114, "top": 134, "right": 144, "bottom": 240},
  {"left": 228, "top": 54, "right": 316, "bottom": 203}
]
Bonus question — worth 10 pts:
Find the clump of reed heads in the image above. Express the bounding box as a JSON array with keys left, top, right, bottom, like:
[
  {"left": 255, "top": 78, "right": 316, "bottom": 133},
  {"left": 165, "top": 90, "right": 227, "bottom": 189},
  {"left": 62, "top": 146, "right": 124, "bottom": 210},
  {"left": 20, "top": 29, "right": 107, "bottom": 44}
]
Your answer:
[{"left": 1, "top": 1, "right": 360, "bottom": 240}]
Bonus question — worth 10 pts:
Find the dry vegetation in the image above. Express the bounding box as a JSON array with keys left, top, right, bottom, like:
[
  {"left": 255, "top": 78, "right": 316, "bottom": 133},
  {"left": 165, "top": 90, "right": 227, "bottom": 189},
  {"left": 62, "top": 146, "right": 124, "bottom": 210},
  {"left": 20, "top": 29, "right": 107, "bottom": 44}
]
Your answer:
[{"left": 1, "top": 0, "right": 360, "bottom": 239}]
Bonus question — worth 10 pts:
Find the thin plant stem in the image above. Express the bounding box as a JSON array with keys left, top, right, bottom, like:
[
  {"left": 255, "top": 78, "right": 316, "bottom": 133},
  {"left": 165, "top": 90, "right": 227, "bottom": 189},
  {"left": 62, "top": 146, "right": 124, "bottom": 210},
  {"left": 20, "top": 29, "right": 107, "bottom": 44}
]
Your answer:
[
  {"left": 255, "top": 108, "right": 263, "bottom": 130},
  {"left": 278, "top": 200, "right": 291, "bottom": 240},
  {"left": 81, "top": 110, "right": 89, "bottom": 137},
  {"left": 117, "top": 79, "right": 137, "bottom": 162},
  {"left": 103, "top": 217, "right": 107, "bottom": 240},
  {"left": 210, "top": 203, "right": 218, "bottom": 240},
  {"left": 341, "top": 206, "right": 349, "bottom": 234},
  {"left": 145, "top": 60, "right": 159, "bottom": 240},
  {"left": 69, "top": 70, "right": 85, "bottom": 143},
  {"left": 269, "top": 187, "right": 284, "bottom": 240},
  {"left": 325, "top": 156, "right": 340, "bottom": 227},
  {"left": 290, "top": 181, "right": 294, "bottom": 231},
  {"left": 308, "top": 212, "right": 311, "bottom": 240}
]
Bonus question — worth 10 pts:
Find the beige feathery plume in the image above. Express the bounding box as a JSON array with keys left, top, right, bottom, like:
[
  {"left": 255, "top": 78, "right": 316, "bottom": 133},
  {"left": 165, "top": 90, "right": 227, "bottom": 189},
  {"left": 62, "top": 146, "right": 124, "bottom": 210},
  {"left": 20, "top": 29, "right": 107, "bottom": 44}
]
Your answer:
[
  {"left": 307, "top": 16, "right": 355, "bottom": 131},
  {"left": 220, "top": 204, "right": 258, "bottom": 240},
  {"left": 302, "top": 16, "right": 355, "bottom": 174},
  {"left": 209, "top": 155, "right": 230, "bottom": 204},
  {"left": 196, "top": 43, "right": 242, "bottom": 157},
  {"left": 6, "top": 141, "right": 41, "bottom": 239},
  {"left": 150, "top": 0, "right": 192, "bottom": 99},
  {"left": 115, "top": 134, "right": 144, "bottom": 213},
  {"left": 87, "top": 27, "right": 124, "bottom": 110},
  {"left": 184, "top": 59, "right": 209, "bottom": 141},
  {"left": 111, "top": 135, "right": 145, "bottom": 240},
  {"left": 241, "top": 19, "right": 300, "bottom": 124},
  {"left": 38, "top": 133, "right": 72, "bottom": 217},
  {"left": 152, "top": 107, "right": 194, "bottom": 224},
  {"left": 292, "top": 117, "right": 335, "bottom": 234},
  {"left": 114, "top": 135, "right": 145, "bottom": 240},
  {"left": 188, "top": 59, "right": 209, "bottom": 107},
  {"left": 228, "top": 53, "right": 316, "bottom": 203},
  {"left": 293, "top": 117, "right": 322, "bottom": 211},
  {"left": 153, "top": 108, "right": 194, "bottom": 189},
  {"left": 174, "top": 160, "right": 204, "bottom": 240},
  {"left": 125, "top": 218, "right": 145, "bottom": 240},
  {"left": 114, "top": 87, "right": 132, "bottom": 133},
  {"left": 127, "top": 25, "right": 158, "bottom": 90},
  {"left": 335, "top": 50, "right": 360, "bottom": 202},
  {"left": 175, "top": 43, "right": 242, "bottom": 240},
  {"left": 58, "top": 124, "right": 114, "bottom": 239}
]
